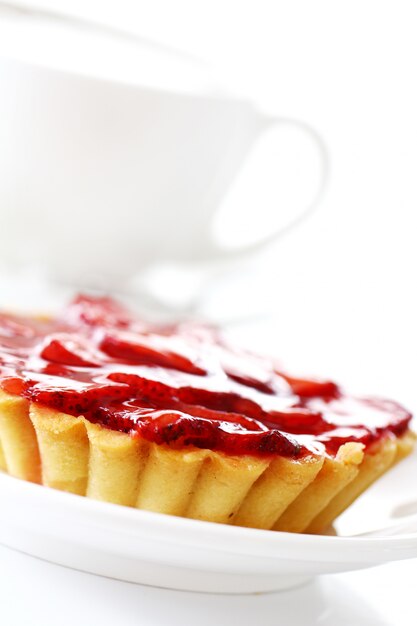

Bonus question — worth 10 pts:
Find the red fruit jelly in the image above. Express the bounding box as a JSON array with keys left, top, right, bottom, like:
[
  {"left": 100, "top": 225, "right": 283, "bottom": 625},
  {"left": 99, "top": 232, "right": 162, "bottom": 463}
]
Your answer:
[{"left": 0, "top": 295, "right": 412, "bottom": 458}]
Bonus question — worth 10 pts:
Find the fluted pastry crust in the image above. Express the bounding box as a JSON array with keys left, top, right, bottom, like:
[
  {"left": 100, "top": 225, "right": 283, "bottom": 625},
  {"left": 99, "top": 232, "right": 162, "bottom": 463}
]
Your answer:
[{"left": 0, "top": 390, "right": 413, "bottom": 533}]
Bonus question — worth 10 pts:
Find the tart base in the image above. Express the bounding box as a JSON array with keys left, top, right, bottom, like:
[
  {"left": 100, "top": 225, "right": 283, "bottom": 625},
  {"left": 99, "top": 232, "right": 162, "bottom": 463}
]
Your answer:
[{"left": 0, "top": 390, "right": 414, "bottom": 534}]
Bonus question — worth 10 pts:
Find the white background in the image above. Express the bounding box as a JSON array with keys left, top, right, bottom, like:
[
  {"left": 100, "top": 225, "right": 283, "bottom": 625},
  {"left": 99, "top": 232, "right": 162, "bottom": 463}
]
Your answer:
[{"left": 1, "top": 1, "right": 417, "bottom": 624}]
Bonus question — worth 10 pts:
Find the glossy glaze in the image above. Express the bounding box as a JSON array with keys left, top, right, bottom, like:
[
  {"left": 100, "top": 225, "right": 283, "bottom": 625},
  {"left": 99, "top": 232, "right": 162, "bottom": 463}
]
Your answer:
[{"left": 0, "top": 295, "right": 411, "bottom": 458}]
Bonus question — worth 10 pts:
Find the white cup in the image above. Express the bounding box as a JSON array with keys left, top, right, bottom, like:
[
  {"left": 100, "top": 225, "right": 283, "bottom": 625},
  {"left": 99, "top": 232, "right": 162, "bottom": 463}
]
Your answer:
[{"left": 0, "top": 7, "right": 327, "bottom": 290}]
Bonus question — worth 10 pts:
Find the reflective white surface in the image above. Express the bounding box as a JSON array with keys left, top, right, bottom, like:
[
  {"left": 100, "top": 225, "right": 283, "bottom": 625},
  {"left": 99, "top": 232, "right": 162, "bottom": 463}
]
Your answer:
[{"left": 0, "top": 542, "right": 415, "bottom": 626}]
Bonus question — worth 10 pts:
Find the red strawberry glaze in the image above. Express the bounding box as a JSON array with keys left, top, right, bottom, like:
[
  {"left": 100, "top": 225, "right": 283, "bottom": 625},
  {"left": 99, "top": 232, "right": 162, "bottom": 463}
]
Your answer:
[{"left": 0, "top": 295, "right": 412, "bottom": 459}]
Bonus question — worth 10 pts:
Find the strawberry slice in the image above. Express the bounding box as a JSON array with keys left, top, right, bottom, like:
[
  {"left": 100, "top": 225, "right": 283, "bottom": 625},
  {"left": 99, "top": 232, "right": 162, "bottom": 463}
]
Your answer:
[
  {"left": 282, "top": 374, "right": 339, "bottom": 398},
  {"left": 41, "top": 335, "right": 100, "bottom": 368},
  {"left": 100, "top": 331, "right": 206, "bottom": 375}
]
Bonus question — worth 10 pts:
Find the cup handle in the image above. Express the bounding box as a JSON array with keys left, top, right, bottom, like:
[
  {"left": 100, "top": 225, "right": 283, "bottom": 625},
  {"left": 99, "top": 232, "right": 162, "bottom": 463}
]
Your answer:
[{"left": 210, "top": 114, "right": 329, "bottom": 258}]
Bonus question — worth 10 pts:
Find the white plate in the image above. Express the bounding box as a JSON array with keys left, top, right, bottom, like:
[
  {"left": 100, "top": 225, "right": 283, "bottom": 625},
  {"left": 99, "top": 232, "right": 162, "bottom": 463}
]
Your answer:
[{"left": 1, "top": 449, "right": 417, "bottom": 594}]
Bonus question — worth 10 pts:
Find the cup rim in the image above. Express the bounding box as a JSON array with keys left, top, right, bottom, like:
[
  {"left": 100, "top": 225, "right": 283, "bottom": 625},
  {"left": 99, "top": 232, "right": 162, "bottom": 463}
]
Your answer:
[{"left": 0, "top": 50, "right": 255, "bottom": 109}]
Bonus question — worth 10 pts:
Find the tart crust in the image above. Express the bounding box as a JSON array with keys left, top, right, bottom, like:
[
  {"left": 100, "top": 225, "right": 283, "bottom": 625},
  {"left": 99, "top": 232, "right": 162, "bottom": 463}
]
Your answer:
[{"left": 0, "top": 390, "right": 413, "bottom": 533}]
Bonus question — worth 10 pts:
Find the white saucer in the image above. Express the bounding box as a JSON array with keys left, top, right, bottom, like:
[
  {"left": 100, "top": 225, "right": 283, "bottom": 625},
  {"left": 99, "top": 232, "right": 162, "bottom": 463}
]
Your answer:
[{"left": 1, "top": 449, "right": 417, "bottom": 594}]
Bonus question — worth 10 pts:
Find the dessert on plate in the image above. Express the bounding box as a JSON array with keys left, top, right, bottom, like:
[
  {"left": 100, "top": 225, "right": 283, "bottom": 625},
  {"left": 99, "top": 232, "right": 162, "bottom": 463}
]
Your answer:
[{"left": 0, "top": 294, "right": 414, "bottom": 533}]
